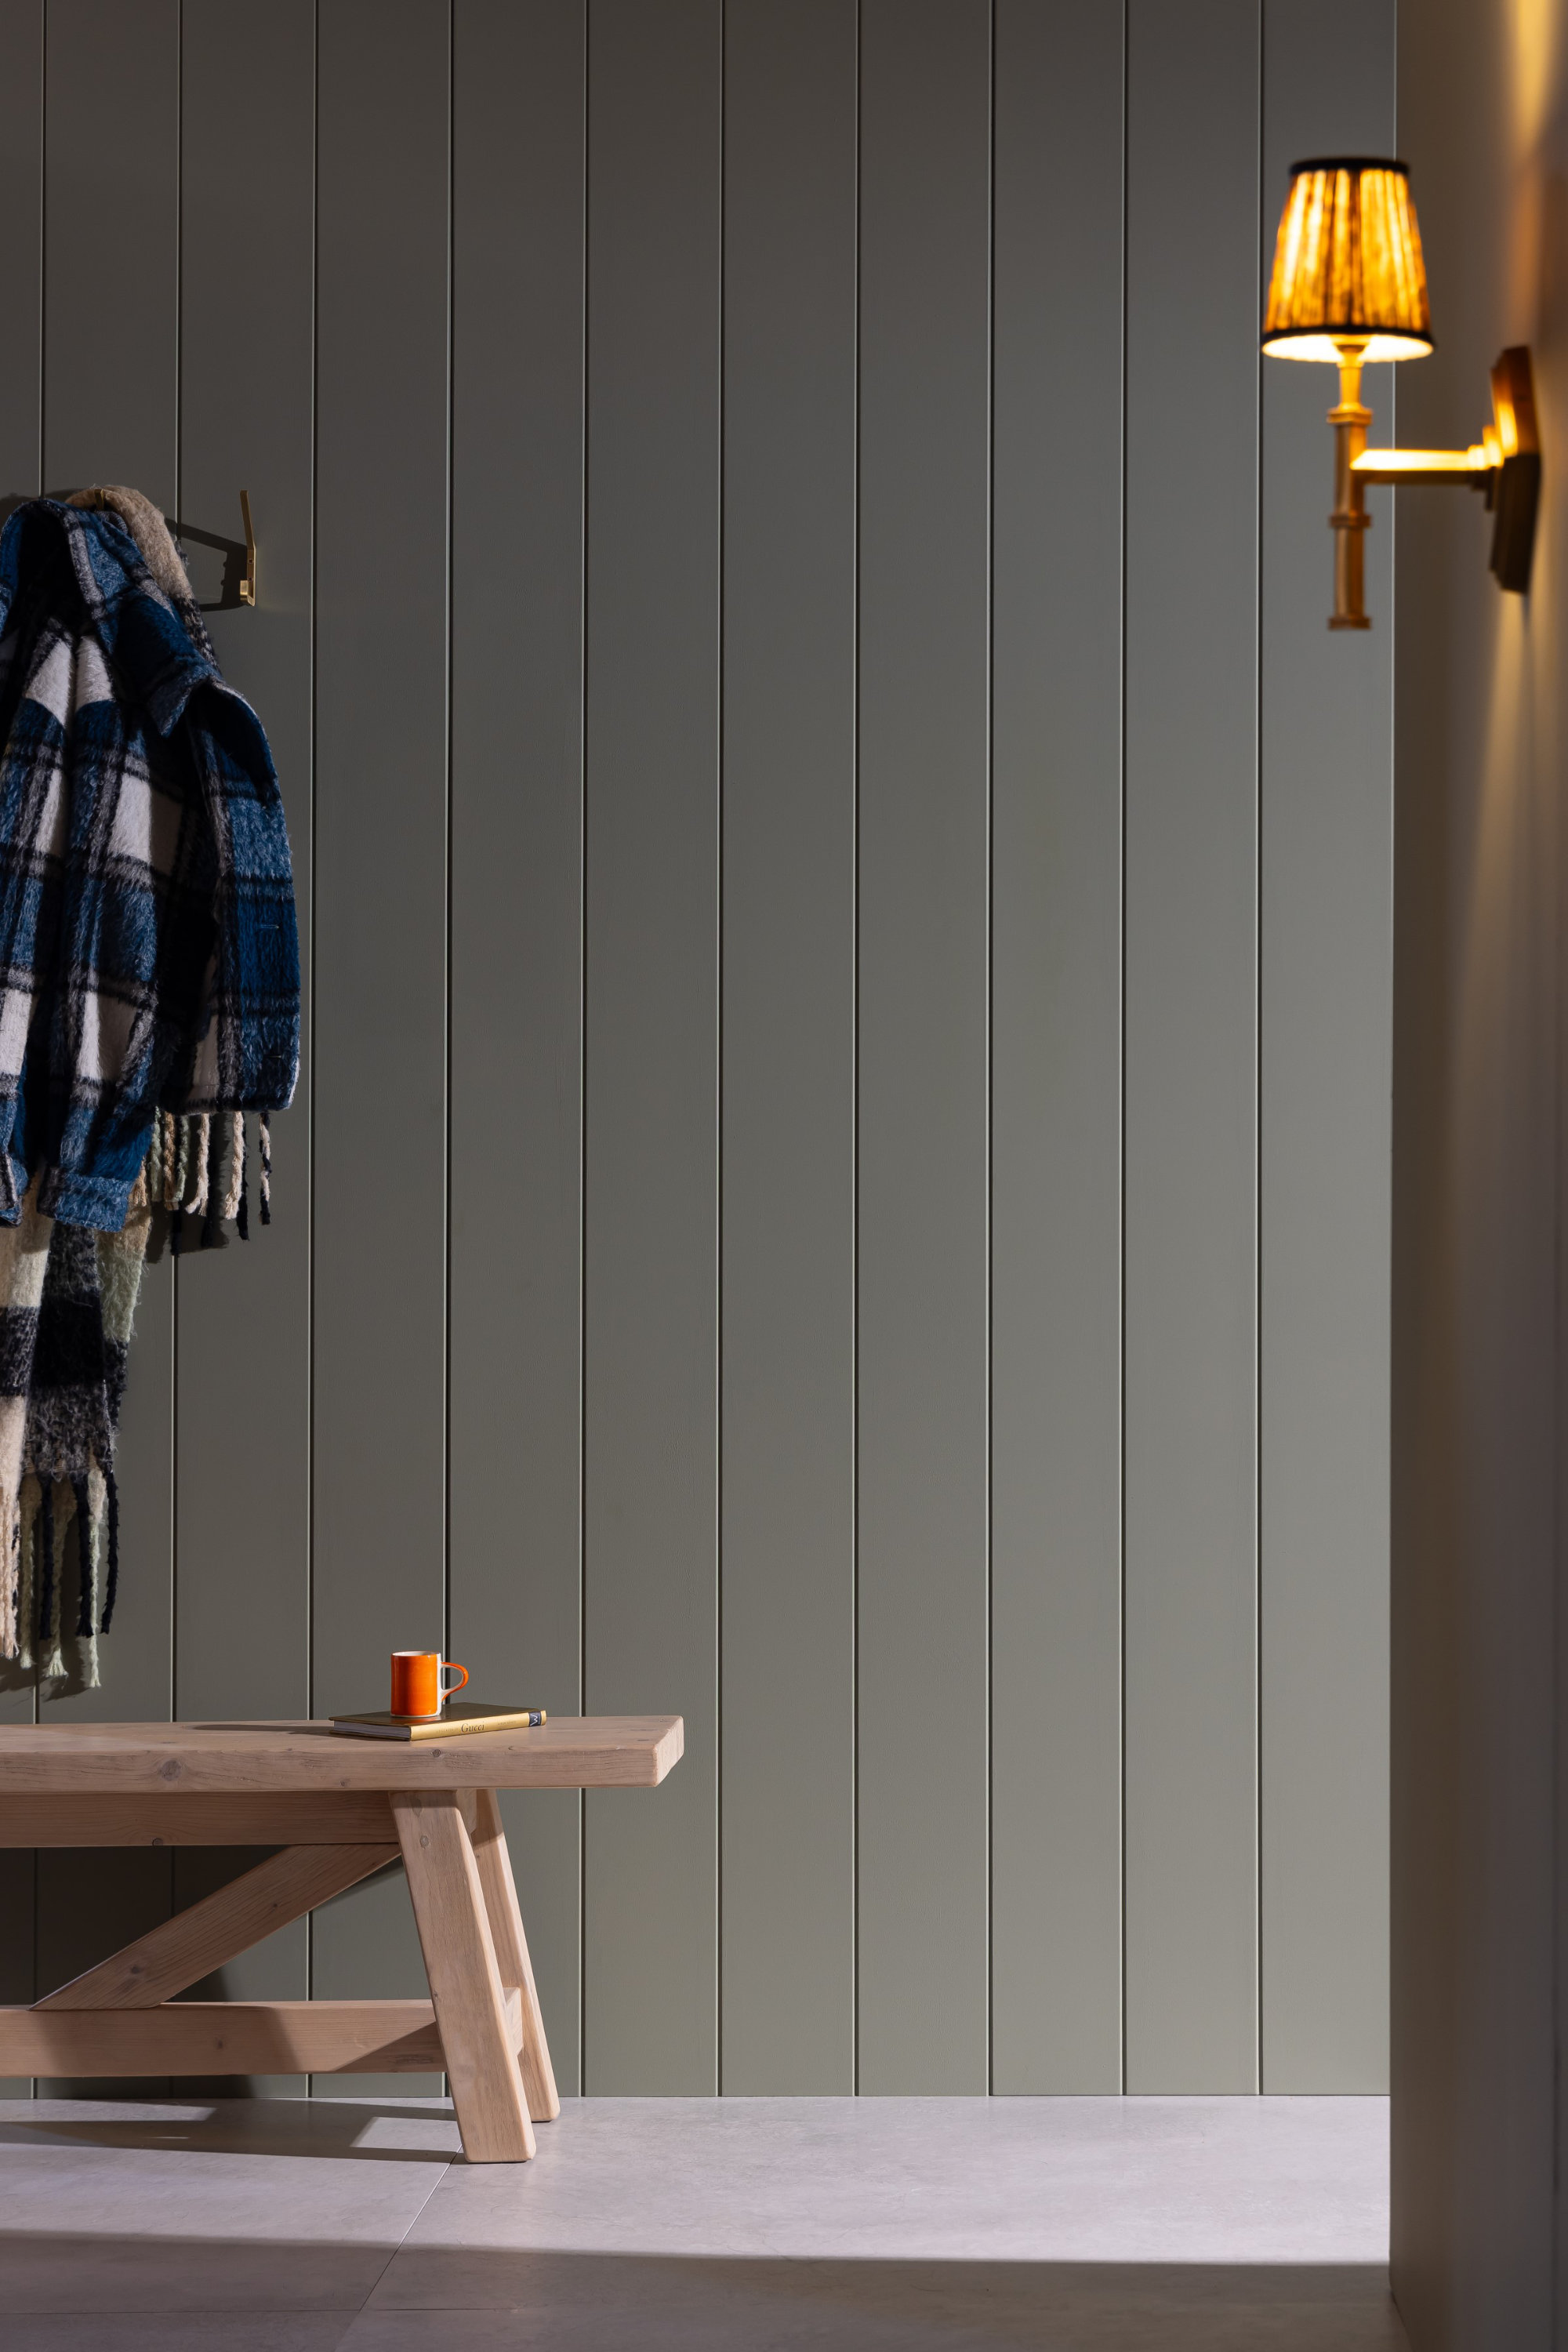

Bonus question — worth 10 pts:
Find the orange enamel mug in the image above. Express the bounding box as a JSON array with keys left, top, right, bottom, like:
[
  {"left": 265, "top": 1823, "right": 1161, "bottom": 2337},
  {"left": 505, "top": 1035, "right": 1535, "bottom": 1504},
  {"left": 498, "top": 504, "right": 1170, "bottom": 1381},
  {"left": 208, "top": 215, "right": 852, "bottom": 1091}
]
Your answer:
[{"left": 390, "top": 1650, "right": 469, "bottom": 1720}]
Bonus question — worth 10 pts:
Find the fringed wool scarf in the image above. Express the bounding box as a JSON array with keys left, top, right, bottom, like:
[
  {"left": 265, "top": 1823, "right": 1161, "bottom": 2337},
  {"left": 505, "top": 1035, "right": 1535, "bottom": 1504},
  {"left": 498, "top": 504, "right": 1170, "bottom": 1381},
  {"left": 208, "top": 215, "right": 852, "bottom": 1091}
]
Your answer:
[
  {"left": 0, "top": 489, "right": 299, "bottom": 1232},
  {"left": 0, "top": 485, "right": 292, "bottom": 1682},
  {"left": 0, "top": 1108, "right": 260, "bottom": 1683}
]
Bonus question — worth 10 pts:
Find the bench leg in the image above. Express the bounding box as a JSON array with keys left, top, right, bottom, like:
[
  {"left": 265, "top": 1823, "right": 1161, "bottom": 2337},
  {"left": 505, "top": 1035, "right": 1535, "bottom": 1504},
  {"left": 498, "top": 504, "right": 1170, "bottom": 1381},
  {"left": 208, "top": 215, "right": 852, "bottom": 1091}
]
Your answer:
[
  {"left": 470, "top": 1786, "right": 561, "bottom": 2122},
  {"left": 391, "top": 1791, "right": 536, "bottom": 2162}
]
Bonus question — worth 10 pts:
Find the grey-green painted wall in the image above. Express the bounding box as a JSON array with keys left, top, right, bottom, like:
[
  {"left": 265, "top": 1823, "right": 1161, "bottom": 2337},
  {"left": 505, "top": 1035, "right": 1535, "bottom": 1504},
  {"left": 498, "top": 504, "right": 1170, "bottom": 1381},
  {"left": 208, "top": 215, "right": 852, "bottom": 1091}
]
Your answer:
[{"left": 0, "top": 0, "right": 1392, "bottom": 2099}]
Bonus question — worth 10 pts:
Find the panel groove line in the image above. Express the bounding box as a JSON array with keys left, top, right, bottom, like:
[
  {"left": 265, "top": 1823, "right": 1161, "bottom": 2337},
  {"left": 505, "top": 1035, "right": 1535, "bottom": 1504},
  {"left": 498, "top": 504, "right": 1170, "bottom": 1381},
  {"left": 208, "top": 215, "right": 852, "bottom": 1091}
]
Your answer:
[
  {"left": 716, "top": 0, "right": 725, "bottom": 2100},
  {"left": 307, "top": 0, "right": 321, "bottom": 2016},
  {"left": 1123, "top": 0, "right": 1262, "bottom": 2093},
  {"left": 720, "top": 0, "right": 858, "bottom": 2096},
  {"left": 576, "top": 0, "right": 590, "bottom": 2084},
  {"left": 1258, "top": 0, "right": 1393, "bottom": 2094},
  {"left": 1120, "top": 0, "right": 1131, "bottom": 2105},
  {"left": 989, "top": 0, "right": 1126, "bottom": 2095},
  {"left": 310, "top": 0, "right": 452, "bottom": 2094},
  {"left": 171, "top": 0, "right": 317, "bottom": 2098},
  {"left": 582, "top": 0, "right": 722, "bottom": 2096},
  {"left": 985, "top": 0, "right": 995, "bottom": 2107},
  {"left": 852, "top": 0, "right": 863, "bottom": 2102},
  {"left": 35, "top": 0, "right": 181, "bottom": 2097},
  {"left": 449, "top": 0, "right": 588, "bottom": 2096},
  {"left": 856, "top": 0, "right": 993, "bottom": 2096}
]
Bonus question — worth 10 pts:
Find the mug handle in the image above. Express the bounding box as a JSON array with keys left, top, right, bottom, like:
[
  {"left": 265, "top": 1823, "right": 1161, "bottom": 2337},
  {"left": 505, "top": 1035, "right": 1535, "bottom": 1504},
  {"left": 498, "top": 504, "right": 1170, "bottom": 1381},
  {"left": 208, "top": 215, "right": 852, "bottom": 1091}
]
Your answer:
[{"left": 440, "top": 1661, "right": 470, "bottom": 1701}]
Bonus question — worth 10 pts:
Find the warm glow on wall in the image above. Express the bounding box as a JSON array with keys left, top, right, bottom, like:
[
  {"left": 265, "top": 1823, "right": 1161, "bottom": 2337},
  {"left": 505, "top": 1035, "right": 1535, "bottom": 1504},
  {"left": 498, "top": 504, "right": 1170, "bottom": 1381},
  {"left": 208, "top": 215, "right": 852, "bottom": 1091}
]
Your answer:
[{"left": 1508, "top": 0, "right": 1559, "bottom": 151}]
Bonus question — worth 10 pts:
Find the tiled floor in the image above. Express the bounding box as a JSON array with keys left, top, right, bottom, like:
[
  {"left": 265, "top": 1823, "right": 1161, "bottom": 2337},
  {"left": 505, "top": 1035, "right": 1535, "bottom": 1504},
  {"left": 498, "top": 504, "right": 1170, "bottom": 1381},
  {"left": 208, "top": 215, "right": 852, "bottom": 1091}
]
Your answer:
[{"left": 0, "top": 2093, "right": 1407, "bottom": 2350}]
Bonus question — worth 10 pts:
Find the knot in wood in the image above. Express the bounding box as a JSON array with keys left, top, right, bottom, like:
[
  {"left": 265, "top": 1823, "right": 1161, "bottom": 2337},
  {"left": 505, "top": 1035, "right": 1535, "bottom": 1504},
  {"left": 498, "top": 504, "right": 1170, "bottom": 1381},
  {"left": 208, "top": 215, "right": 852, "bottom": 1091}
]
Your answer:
[{"left": 158, "top": 1759, "right": 182, "bottom": 1781}]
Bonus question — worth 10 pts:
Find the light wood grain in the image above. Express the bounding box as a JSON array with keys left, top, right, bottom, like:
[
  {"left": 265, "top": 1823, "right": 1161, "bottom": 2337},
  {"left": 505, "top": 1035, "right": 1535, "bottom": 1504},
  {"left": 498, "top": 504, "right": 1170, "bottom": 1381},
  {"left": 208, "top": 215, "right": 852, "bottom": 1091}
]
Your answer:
[
  {"left": 471, "top": 1785, "right": 559, "bottom": 2122},
  {"left": 0, "top": 1791, "right": 399, "bottom": 1847},
  {"left": 0, "top": 1717, "right": 683, "bottom": 1795},
  {"left": 394, "top": 1791, "right": 537, "bottom": 2161},
  {"left": 38, "top": 1846, "right": 398, "bottom": 2009},
  {"left": 0, "top": 1996, "right": 504, "bottom": 2076}
]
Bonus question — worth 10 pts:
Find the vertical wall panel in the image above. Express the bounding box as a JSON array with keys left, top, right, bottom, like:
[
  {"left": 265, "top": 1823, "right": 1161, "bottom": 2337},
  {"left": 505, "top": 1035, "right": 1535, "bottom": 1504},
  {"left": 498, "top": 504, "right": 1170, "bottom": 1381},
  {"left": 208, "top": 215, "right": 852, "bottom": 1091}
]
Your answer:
[
  {"left": 582, "top": 0, "right": 722, "bottom": 2095},
  {"left": 1259, "top": 0, "right": 1393, "bottom": 2092},
  {"left": 720, "top": 0, "right": 858, "bottom": 2094},
  {"left": 449, "top": 0, "right": 586, "bottom": 2096},
  {"left": 40, "top": 0, "right": 179, "bottom": 1724},
  {"left": 0, "top": 0, "right": 42, "bottom": 2083},
  {"left": 1123, "top": 0, "right": 1261, "bottom": 2092},
  {"left": 34, "top": 0, "right": 179, "bottom": 2089},
  {"left": 176, "top": 0, "right": 315, "bottom": 1735},
  {"left": 310, "top": 0, "right": 450, "bottom": 2088},
  {"left": 856, "top": 0, "right": 992, "bottom": 2096},
  {"left": 990, "top": 0, "right": 1126, "bottom": 2094},
  {"left": 172, "top": 0, "right": 317, "bottom": 2093}
]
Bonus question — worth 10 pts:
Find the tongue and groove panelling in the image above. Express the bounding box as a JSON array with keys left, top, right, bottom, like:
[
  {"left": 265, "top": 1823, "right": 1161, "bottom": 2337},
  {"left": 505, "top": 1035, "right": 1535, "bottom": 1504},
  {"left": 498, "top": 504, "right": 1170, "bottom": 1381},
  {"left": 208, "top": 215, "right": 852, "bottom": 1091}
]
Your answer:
[{"left": 0, "top": 0, "right": 1392, "bottom": 2103}]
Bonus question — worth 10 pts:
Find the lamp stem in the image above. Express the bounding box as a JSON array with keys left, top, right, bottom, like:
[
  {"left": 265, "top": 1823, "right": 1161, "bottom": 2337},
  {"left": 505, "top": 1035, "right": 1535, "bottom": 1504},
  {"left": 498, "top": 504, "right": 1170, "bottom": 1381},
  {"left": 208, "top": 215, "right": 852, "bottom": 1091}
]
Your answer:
[{"left": 1329, "top": 343, "right": 1372, "bottom": 629}]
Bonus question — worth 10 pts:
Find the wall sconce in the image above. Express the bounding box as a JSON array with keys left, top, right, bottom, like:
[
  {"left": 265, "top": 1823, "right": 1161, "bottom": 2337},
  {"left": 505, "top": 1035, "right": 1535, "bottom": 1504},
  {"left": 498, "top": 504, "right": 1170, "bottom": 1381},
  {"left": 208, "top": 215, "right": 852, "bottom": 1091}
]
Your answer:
[{"left": 1261, "top": 157, "right": 1541, "bottom": 627}]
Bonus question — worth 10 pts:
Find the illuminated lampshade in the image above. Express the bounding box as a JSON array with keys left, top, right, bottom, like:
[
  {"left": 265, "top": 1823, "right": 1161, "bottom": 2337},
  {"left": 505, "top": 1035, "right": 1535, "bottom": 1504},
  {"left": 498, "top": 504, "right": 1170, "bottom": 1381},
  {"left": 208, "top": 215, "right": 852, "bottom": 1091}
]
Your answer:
[{"left": 1262, "top": 158, "right": 1432, "bottom": 363}]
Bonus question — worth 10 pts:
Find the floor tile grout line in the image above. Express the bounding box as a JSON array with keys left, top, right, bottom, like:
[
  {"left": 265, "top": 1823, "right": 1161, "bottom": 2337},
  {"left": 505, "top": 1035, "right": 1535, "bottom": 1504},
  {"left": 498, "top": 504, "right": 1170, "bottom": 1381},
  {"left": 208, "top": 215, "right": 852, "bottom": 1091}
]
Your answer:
[{"left": 335, "top": 2143, "right": 456, "bottom": 2331}]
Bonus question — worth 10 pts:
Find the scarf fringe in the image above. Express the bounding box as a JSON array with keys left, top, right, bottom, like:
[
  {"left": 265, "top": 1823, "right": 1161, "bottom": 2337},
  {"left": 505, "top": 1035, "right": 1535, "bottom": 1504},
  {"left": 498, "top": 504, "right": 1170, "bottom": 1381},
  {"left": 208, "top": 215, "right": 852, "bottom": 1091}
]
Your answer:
[
  {"left": 161, "top": 1110, "right": 256, "bottom": 1251},
  {"left": 9, "top": 1474, "right": 104, "bottom": 1686},
  {"left": 0, "top": 1107, "right": 276, "bottom": 1671}
]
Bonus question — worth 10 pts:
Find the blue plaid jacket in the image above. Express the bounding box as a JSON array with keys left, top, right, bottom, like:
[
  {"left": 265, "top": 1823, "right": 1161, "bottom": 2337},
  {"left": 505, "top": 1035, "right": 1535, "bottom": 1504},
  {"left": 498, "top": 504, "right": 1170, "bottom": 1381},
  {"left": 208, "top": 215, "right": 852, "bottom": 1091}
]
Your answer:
[{"left": 0, "top": 500, "right": 299, "bottom": 1231}]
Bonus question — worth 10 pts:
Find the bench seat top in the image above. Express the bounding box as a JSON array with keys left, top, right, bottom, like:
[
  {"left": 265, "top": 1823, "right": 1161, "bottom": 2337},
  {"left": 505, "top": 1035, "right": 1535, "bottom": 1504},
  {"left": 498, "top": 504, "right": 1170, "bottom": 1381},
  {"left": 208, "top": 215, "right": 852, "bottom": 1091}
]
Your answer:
[{"left": 0, "top": 1715, "right": 683, "bottom": 1795}]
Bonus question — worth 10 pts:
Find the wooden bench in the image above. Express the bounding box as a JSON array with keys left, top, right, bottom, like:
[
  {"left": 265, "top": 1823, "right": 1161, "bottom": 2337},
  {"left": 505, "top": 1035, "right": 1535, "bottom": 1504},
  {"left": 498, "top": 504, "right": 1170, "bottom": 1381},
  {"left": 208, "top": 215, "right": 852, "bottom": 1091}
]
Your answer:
[{"left": 0, "top": 1714, "right": 683, "bottom": 2161}]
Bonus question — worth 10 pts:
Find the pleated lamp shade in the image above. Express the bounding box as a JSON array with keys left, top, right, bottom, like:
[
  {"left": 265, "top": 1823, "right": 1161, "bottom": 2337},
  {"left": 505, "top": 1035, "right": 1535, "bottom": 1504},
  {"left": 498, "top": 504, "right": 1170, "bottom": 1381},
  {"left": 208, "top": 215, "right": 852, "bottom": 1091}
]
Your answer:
[{"left": 1262, "top": 158, "right": 1432, "bottom": 363}]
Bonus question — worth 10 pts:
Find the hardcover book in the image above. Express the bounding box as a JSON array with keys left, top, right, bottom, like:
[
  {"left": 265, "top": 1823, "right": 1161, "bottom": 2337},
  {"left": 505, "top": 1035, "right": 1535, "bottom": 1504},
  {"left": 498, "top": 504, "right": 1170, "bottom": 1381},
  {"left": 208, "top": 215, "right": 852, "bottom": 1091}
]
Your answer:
[{"left": 329, "top": 1704, "right": 547, "bottom": 1742}]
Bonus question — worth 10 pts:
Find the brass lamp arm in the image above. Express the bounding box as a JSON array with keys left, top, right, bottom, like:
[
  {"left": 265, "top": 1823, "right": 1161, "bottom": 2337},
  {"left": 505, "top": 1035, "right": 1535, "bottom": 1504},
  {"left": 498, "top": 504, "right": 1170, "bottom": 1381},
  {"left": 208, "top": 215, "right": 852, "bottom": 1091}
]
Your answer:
[
  {"left": 1339, "top": 346, "right": 1540, "bottom": 615},
  {"left": 1353, "top": 445, "right": 1496, "bottom": 486}
]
